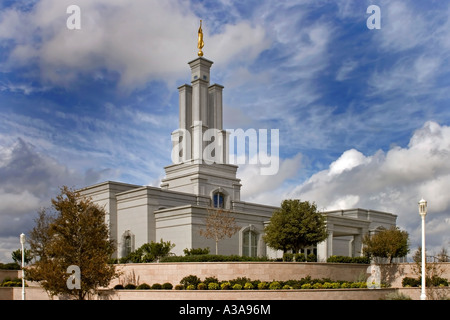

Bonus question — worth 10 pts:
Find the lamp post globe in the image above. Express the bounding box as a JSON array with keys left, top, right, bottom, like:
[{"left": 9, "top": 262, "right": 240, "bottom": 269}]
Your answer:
[
  {"left": 20, "top": 233, "right": 26, "bottom": 300},
  {"left": 418, "top": 199, "right": 427, "bottom": 300}
]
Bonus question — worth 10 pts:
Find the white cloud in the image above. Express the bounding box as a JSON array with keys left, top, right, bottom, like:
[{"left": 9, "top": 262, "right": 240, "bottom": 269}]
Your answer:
[
  {"left": 0, "top": 0, "right": 269, "bottom": 90},
  {"left": 289, "top": 121, "right": 450, "bottom": 254},
  {"left": 238, "top": 153, "right": 303, "bottom": 206}
]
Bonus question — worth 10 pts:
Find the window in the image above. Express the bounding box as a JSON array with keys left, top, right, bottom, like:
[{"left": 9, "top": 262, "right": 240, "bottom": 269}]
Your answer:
[
  {"left": 213, "top": 192, "right": 224, "bottom": 208},
  {"left": 122, "top": 230, "right": 134, "bottom": 258},
  {"left": 243, "top": 230, "right": 257, "bottom": 257},
  {"left": 124, "top": 235, "right": 132, "bottom": 257}
]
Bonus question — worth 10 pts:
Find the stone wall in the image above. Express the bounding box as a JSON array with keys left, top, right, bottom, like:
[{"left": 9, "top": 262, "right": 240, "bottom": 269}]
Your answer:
[{"left": 111, "top": 262, "right": 450, "bottom": 288}]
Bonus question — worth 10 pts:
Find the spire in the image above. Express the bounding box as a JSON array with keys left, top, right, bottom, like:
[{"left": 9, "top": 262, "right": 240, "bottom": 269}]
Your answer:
[{"left": 197, "top": 20, "right": 204, "bottom": 57}]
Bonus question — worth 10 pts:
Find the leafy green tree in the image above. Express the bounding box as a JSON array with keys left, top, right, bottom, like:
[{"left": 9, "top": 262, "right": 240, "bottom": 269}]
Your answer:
[
  {"left": 123, "top": 239, "right": 175, "bottom": 263},
  {"left": 11, "top": 248, "right": 33, "bottom": 265},
  {"left": 362, "top": 226, "right": 409, "bottom": 263},
  {"left": 25, "top": 186, "right": 117, "bottom": 300},
  {"left": 263, "top": 199, "right": 327, "bottom": 255}
]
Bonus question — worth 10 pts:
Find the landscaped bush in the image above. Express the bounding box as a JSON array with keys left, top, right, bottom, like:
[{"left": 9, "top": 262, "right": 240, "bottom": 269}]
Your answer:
[
  {"left": 326, "top": 255, "right": 370, "bottom": 264},
  {"left": 402, "top": 276, "right": 449, "bottom": 287},
  {"left": 136, "top": 283, "right": 151, "bottom": 289},
  {"left": 307, "top": 253, "right": 317, "bottom": 262},
  {"left": 208, "top": 282, "right": 219, "bottom": 290},
  {"left": 0, "top": 263, "right": 20, "bottom": 270},
  {"left": 269, "top": 281, "right": 281, "bottom": 290},
  {"left": 174, "top": 274, "right": 380, "bottom": 291},
  {"left": 258, "top": 282, "right": 269, "bottom": 290},
  {"left": 161, "top": 254, "right": 270, "bottom": 262},
  {"left": 124, "top": 283, "right": 137, "bottom": 289},
  {"left": 203, "top": 276, "right": 219, "bottom": 287},
  {"left": 183, "top": 248, "right": 210, "bottom": 256},
  {"left": 0, "top": 278, "right": 24, "bottom": 287},
  {"left": 197, "top": 282, "right": 207, "bottom": 290},
  {"left": 244, "top": 282, "right": 254, "bottom": 290},
  {"left": 114, "top": 284, "right": 124, "bottom": 290},
  {"left": 312, "top": 282, "right": 323, "bottom": 289},
  {"left": 402, "top": 277, "right": 420, "bottom": 287},
  {"left": 220, "top": 282, "right": 231, "bottom": 290},
  {"left": 162, "top": 282, "right": 173, "bottom": 290},
  {"left": 180, "top": 275, "right": 201, "bottom": 289},
  {"left": 151, "top": 283, "right": 162, "bottom": 290}
]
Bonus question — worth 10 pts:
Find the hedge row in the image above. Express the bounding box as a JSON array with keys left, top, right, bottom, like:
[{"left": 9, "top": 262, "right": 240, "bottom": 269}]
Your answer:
[
  {"left": 326, "top": 255, "right": 371, "bottom": 264},
  {"left": 0, "top": 263, "right": 20, "bottom": 270},
  {"left": 114, "top": 282, "right": 173, "bottom": 290},
  {"left": 0, "top": 277, "right": 25, "bottom": 287},
  {"left": 402, "top": 276, "right": 449, "bottom": 287},
  {"left": 175, "top": 275, "right": 370, "bottom": 290},
  {"left": 160, "top": 254, "right": 271, "bottom": 262},
  {"left": 112, "top": 275, "right": 372, "bottom": 290}
]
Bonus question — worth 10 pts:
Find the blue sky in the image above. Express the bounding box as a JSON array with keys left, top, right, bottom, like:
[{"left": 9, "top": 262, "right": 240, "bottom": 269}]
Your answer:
[{"left": 1, "top": 0, "right": 449, "bottom": 262}]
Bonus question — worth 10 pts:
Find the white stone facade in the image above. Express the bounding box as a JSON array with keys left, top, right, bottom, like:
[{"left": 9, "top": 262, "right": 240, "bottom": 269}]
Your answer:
[{"left": 79, "top": 56, "right": 397, "bottom": 261}]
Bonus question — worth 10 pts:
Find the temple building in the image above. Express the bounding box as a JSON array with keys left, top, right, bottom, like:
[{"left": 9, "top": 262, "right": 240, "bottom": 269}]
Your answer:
[{"left": 80, "top": 26, "right": 397, "bottom": 261}]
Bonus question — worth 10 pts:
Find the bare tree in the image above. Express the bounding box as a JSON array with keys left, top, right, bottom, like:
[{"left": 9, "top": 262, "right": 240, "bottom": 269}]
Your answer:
[{"left": 199, "top": 207, "right": 240, "bottom": 255}]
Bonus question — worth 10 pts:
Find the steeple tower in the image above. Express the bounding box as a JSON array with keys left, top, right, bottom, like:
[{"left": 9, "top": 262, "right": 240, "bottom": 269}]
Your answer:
[{"left": 160, "top": 22, "right": 241, "bottom": 205}]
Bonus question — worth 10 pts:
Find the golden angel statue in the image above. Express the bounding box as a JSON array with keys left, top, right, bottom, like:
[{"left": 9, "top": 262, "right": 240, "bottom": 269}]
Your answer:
[{"left": 198, "top": 20, "right": 204, "bottom": 56}]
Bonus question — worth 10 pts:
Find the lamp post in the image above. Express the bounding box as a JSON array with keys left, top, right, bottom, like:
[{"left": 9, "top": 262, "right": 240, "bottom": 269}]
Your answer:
[
  {"left": 20, "top": 233, "right": 26, "bottom": 301},
  {"left": 418, "top": 199, "right": 427, "bottom": 300}
]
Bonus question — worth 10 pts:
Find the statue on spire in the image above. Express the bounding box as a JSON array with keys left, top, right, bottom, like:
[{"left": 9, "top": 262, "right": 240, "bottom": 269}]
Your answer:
[{"left": 198, "top": 20, "right": 204, "bottom": 57}]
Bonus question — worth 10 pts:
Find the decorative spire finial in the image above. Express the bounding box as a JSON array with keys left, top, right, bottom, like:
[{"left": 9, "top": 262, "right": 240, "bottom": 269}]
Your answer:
[{"left": 198, "top": 20, "right": 204, "bottom": 57}]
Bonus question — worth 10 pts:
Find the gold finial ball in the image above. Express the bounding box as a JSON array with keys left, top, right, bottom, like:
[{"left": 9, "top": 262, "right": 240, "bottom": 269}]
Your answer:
[{"left": 198, "top": 50, "right": 203, "bottom": 57}]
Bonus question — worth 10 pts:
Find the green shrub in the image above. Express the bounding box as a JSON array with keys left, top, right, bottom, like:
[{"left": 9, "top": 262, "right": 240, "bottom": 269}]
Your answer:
[
  {"left": 136, "top": 283, "right": 151, "bottom": 290},
  {"left": 341, "top": 282, "right": 351, "bottom": 288},
  {"left": 203, "top": 276, "right": 219, "bottom": 287},
  {"left": 114, "top": 284, "right": 124, "bottom": 290},
  {"left": 208, "top": 282, "right": 219, "bottom": 290},
  {"left": 282, "top": 285, "right": 292, "bottom": 289},
  {"left": 180, "top": 275, "right": 201, "bottom": 288},
  {"left": 307, "top": 253, "right": 317, "bottom": 262},
  {"left": 312, "top": 283, "right": 323, "bottom": 289},
  {"left": 174, "top": 284, "right": 183, "bottom": 290},
  {"left": 244, "top": 282, "right": 254, "bottom": 290},
  {"left": 0, "top": 277, "right": 23, "bottom": 287},
  {"left": 326, "top": 255, "right": 370, "bottom": 264},
  {"left": 186, "top": 284, "right": 196, "bottom": 290},
  {"left": 0, "top": 263, "right": 20, "bottom": 270},
  {"left": 322, "top": 282, "right": 333, "bottom": 289},
  {"left": 183, "top": 248, "right": 210, "bottom": 256},
  {"left": 402, "top": 277, "right": 419, "bottom": 287},
  {"left": 269, "top": 281, "right": 281, "bottom": 290},
  {"left": 124, "top": 283, "right": 136, "bottom": 289},
  {"left": 162, "top": 282, "right": 173, "bottom": 290},
  {"left": 283, "top": 253, "right": 294, "bottom": 261},
  {"left": 258, "top": 282, "right": 269, "bottom": 290},
  {"left": 221, "top": 282, "right": 231, "bottom": 290},
  {"left": 232, "top": 284, "right": 242, "bottom": 290},
  {"left": 161, "top": 254, "right": 270, "bottom": 262},
  {"left": 151, "top": 283, "right": 162, "bottom": 290},
  {"left": 301, "top": 283, "right": 312, "bottom": 289},
  {"left": 295, "top": 253, "right": 306, "bottom": 262},
  {"left": 197, "top": 282, "right": 207, "bottom": 290}
]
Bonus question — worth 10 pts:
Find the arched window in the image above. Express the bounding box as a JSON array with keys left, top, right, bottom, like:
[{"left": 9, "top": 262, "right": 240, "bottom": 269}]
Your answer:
[
  {"left": 243, "top": 229, "right": 258, "bottom": 257},
  {"left": 213, "top": 192, "right": 225, "bottom": 208},
  {"left": 124, "top": 235, "right": 132, "bottom": 257},
  {"left": 121, "top": 230, "right": 134, "bottom": 258}
]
